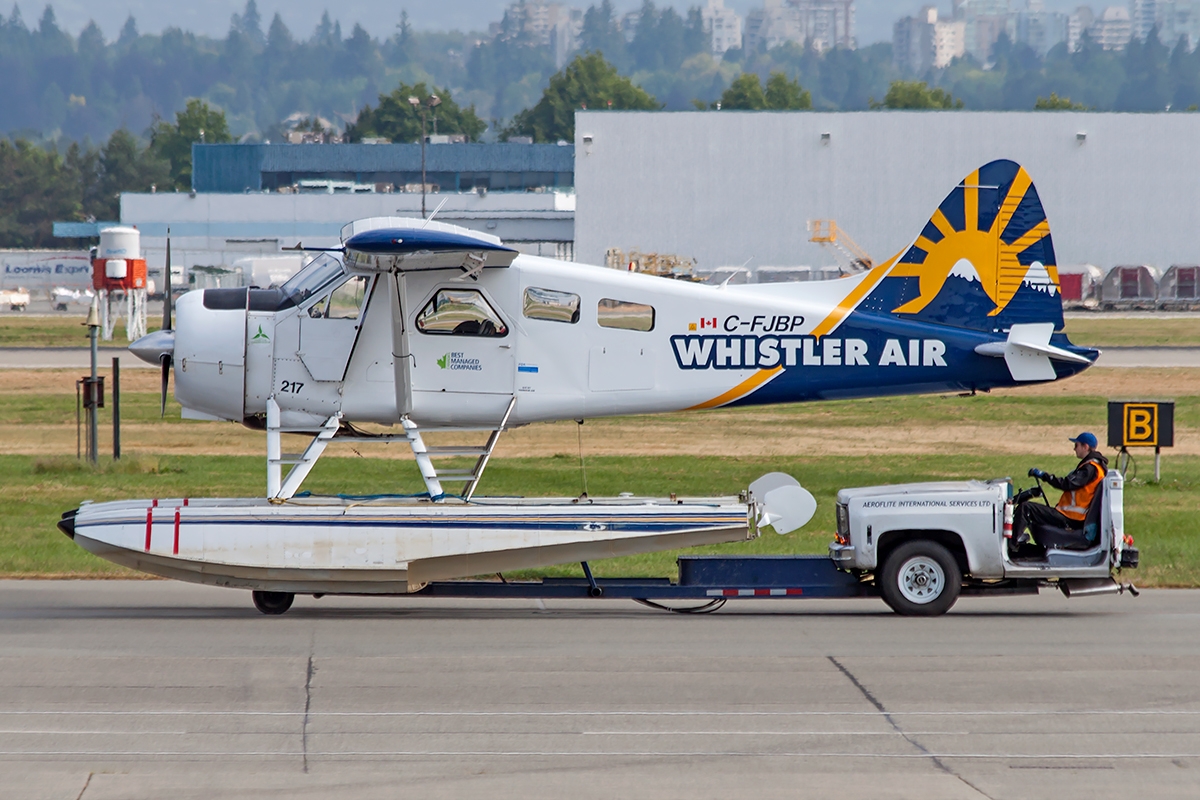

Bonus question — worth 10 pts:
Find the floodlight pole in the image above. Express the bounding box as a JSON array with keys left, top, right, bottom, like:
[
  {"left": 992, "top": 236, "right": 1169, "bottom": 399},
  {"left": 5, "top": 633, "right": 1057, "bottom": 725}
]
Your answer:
[
  {"left": 408, "top": 94, "right": 441, "bottom": 219},
  {"left": 419, "top": 108, "right": 427, "bottom": 218}
]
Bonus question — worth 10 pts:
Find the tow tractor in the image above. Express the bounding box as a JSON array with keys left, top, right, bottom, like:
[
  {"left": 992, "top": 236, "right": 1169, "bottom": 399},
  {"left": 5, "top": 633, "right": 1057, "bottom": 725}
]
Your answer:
[{"left": 237, "top": 470, "right": 1137, "bottom": 617}]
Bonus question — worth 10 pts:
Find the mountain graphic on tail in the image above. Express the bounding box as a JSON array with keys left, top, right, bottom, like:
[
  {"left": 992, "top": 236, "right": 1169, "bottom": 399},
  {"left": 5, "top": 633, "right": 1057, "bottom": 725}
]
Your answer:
[{"left": 858, "top": 160, "right": 1063, "bottom": 334}]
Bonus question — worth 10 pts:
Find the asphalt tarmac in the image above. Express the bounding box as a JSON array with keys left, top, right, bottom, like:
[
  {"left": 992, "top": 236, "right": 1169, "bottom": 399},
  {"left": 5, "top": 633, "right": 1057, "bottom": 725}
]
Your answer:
[{"left": 2, "top": 581, "right": 1198, "bottom": 799}]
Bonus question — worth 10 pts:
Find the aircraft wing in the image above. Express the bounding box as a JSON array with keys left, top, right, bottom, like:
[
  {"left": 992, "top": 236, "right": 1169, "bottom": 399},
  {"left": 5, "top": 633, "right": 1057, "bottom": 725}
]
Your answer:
[{"left": 344, "top": 227, "right": 519, "bottom": 274}]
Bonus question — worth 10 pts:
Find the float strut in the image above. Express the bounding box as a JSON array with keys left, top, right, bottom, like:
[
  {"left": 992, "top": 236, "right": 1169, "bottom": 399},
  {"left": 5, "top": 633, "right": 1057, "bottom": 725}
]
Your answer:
[{"left": 581, "top": 561, "right": 603, "bottom": 598}]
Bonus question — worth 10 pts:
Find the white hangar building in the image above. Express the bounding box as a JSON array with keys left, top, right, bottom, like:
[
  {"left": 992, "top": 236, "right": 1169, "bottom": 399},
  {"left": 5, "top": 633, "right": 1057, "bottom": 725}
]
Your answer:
[{"left": 573, "top": 111, "right": 1200, "bottom": 272}]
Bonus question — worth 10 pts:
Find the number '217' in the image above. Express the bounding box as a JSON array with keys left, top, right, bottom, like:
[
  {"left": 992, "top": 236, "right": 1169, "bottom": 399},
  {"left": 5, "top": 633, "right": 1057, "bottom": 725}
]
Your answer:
[{"left": 280, "top": 380, "right": 304, "bottom": 394}]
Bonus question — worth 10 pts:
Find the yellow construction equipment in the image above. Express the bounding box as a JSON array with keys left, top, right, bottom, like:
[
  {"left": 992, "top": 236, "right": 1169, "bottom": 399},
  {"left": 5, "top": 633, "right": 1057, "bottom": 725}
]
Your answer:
[
  {"left": 808, "top": 220, "right": 873, "bottom": 273},
  {"left": 605, "top": 248, "right": 700, "bottom": 281}
]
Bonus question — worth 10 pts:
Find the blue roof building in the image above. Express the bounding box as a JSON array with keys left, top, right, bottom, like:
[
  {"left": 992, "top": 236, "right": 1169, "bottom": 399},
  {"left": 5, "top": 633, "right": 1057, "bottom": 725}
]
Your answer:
[{"left": 192, "top": 143, "right": 575, "bottom": 194}]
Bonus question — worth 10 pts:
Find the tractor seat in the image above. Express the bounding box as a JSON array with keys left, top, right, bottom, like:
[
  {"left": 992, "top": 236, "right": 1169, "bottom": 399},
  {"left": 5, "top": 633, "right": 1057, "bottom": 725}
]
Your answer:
[{"left": 1032, "top": 480, "right": 1104, "bottom": 552}]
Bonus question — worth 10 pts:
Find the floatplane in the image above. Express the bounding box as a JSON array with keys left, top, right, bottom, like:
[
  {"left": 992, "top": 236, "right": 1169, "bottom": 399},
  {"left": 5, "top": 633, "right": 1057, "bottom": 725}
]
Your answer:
[{"left": 59, "top": 160, "right": 1098, "bottom": 613}]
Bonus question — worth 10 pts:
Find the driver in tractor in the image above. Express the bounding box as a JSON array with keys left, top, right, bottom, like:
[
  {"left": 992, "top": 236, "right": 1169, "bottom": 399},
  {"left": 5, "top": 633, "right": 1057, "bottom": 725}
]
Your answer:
[{"left": 1012, "top": 432, "right": 1109, "bottom": 555}]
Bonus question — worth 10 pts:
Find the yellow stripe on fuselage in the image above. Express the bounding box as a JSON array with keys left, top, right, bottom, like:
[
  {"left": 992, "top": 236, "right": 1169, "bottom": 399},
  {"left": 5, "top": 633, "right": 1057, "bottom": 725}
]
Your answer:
[
  {"left": 690, "top": 255, "right": 899, "bottom": 410},
  {"left": 688, "top": 365, "right": 783, "bottom": 410},
  {"left": 808, "top": 255, "right": 897, "bottom": 339}
]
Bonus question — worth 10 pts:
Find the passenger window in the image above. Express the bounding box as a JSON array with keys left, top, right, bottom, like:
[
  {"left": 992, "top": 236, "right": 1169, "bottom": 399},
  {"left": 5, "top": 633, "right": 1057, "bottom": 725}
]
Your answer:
[
  {"left": 597, "top": 298, "right": 654, "bottom": 331},
  {"left": 416, "top": 289, "right": 508, "bottom": 337},
  {"left": 308, "top": 276, "right": 369, "bottom": 319},
  {"left": 523, "top": 286, "right": 580, "bottom": 324}
]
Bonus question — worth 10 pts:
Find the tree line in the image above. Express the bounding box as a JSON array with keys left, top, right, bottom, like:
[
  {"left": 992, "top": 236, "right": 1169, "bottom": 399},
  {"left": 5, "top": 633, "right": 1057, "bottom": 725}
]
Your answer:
[
  {"left": 0, "top": 100, "right": 230, "bottom": 247},
  {"left": 5, "top": 1, "right": 1200, "bottom": 247},
  {"left": 7, "top": 0, "right": 1200, "bottom": 148}
]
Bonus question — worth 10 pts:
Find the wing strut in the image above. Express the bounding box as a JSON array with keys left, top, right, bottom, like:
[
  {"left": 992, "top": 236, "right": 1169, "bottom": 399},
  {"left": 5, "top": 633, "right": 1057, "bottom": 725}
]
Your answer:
[{"left": 388, "top": 271, "right": 413, "bottom": 417}]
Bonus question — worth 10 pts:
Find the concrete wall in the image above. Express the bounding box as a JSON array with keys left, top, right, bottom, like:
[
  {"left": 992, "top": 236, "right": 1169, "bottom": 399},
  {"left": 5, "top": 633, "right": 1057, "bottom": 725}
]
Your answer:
[{"left": 574, "top": 111, "right": 1200, "bottom": 271}]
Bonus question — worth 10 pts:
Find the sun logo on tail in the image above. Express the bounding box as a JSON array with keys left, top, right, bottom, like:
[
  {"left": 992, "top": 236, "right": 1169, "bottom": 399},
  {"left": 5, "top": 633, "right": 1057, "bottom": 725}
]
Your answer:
[{"left": 886, "top": 163, "right": 1058, "bottom": 318}]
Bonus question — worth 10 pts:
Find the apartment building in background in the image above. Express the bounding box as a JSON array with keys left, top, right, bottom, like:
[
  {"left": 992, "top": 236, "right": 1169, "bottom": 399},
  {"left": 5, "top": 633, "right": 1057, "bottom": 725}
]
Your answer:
[{"left": 744, "top": 0, "right": 856, "bottom": 53}]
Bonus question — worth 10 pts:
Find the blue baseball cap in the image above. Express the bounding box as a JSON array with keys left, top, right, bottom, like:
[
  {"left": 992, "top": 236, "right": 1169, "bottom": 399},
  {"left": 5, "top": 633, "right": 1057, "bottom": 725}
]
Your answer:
[{"left": 1069, "top": 432, "right": 1098, "bottom": 449}]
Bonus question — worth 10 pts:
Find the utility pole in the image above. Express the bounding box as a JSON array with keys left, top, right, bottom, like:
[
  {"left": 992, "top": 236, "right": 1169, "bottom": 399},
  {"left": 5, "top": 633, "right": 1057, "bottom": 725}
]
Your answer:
[
  {"left": 407, "top": 93, "right": 441, "bottom": 218},
  {"left": 112, "top": 356, "right": 120, "bottom": 460}
]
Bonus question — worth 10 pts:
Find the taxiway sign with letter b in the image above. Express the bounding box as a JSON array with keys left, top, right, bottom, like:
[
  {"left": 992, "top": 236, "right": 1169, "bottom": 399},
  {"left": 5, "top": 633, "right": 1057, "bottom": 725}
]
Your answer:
[{"left": 1108, "top": 400, "right": 1174, "bottom": 448}]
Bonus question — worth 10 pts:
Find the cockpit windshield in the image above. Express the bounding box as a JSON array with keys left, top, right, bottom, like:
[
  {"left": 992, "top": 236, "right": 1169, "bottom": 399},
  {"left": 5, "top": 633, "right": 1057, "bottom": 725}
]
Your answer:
[{"left": 280, "top": 254, "right": 346, "bottom": 306}]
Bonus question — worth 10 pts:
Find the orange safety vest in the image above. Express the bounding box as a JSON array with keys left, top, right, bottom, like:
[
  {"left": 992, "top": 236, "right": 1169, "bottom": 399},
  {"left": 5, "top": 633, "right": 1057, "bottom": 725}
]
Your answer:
[{"left": 1056, "top": 461, "right": 1107, "bottom": 521}]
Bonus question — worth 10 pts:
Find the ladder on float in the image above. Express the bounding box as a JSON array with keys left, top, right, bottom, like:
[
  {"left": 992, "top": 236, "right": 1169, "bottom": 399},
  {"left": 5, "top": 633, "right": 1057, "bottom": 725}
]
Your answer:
[
  {"left": 265, "top": 396, "right": 515, "bottom": 502},
  {"left": 399, "top": 396, "right": 516, "bottom": 501}
]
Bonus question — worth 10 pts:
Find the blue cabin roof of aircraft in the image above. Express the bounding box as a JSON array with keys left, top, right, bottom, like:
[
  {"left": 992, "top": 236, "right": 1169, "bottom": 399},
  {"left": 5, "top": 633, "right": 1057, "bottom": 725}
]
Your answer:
[
  {"left": 344, "top": 227, "right": 517, "bottom": 257},
  {"left": 341, "top": 216, "right": 519, "bottom": 272}
]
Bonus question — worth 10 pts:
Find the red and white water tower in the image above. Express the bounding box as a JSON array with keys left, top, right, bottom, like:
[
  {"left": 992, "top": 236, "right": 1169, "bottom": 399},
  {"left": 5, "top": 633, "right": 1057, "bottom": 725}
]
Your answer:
[{"left": 91, "top": 226, "right": 149, "bottom": 341}]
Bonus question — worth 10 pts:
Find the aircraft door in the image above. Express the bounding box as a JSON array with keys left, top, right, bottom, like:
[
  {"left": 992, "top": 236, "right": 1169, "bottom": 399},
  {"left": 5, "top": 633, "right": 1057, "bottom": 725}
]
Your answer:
[
  {"left": 407, "top": 272, "right": 517, "bottom": 425},
  {"left": 297, "top": 275, "right": 371, "bottom": 382},
  {"left": 244, "top": 311, "right": 275, "bottom": 414}
]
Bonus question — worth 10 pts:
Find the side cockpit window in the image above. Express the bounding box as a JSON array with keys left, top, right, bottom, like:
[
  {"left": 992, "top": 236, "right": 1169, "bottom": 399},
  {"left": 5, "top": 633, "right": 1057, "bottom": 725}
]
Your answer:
[
  {"left": 416, "top": 289, "right": 509, "bottom": 337},
  {"left": 523, "top": 287, "right": 580, "bottom": 323},
  {"left": 308, "top": 275, "right": 370, "bottom": 319}
]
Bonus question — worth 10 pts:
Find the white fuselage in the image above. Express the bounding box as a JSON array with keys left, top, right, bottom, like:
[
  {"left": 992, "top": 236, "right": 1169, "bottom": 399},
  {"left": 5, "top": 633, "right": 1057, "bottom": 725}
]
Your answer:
[{"left": 174, "top": 255, "right": 877, "bottom": 429}]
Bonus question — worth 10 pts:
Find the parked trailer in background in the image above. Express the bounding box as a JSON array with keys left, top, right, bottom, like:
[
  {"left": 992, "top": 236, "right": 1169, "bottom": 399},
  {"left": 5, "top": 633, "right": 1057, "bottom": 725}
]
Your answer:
[
  {"left": 698, "top": 266, "right": 752, "bottom": 285},
  {"left": 757, "top": 266, "right": 813, "bottom": 283},
  {"left": 1057, "top": 264, "right": 1103, "bottom": 309},
  {"left": 1159, "top": 265, "right": 1200, "bottom": 310},
  {"left": 698, "top": 265, "right": 850, "bottom": 285},
  {"left": 1101, "top": 265, "right": 1160, "bottom": 309}
]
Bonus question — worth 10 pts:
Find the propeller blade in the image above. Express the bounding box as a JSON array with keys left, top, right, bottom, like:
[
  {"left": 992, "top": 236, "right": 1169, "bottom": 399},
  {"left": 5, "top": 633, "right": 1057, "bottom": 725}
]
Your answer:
[
  {"left": 162, "top": 230, "right": 173, "bottom": 332},
  {"left": 159, "top": 354, "right": 171, "bottom": 418}
]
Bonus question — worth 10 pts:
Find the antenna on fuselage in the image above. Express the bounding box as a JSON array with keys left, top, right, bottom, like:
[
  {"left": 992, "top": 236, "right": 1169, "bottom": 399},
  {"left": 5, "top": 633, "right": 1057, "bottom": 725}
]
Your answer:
[
  {"left": 717, "top": 257, "right": 754, "bottom": 289},
  {"left": 421, "top": 198, "right": 449, "bottom": 228}
]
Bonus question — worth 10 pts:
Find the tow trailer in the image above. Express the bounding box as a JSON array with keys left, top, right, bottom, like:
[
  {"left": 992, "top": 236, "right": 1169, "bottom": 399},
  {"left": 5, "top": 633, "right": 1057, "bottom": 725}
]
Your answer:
[
  {"left": 251, "top": 471, "right": 1138, "bottom": 617},
  {"left": 250, "top": 555, "right": 871, "bottom": 615},
  {"left": 404, "top": 555, "right": 873, "bottom": 611}
]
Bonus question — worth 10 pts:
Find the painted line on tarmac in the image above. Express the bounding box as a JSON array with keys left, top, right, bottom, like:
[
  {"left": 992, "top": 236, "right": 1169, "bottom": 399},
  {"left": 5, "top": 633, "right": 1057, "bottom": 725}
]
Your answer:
[
  {"left": 3, "top": 709, "right": 1200, "bottom": 717},
  {"left": 578, "top": 734, "right": 964, "bottom": 738},
  {"left": 0, "top": 750, "right": 1198, "bottom": 759},
  {"left": 0, "top": 734, "right": 189, "bottom": 738},
  {"left": 0, "top": 729, "right": 967, "bottom": 737}
]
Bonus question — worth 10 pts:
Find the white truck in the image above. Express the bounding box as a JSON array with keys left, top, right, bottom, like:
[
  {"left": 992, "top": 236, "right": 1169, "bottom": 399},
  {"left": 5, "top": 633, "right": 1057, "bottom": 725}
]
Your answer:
[
  {"left": 0, "top": 287, "right": 29, "bottom": 311},
  {"left": 829, "top": 470, "right": 1139, "bottom": 615}
]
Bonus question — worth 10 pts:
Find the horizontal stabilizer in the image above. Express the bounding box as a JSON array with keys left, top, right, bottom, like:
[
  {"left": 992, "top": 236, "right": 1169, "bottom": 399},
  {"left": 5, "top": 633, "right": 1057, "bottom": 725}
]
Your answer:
[
  {"left": 974, "top": 322, "right": 1094, "bottom": 382},
  {"left": 344, "top": 227, "right": 518, "bottom": 273}
]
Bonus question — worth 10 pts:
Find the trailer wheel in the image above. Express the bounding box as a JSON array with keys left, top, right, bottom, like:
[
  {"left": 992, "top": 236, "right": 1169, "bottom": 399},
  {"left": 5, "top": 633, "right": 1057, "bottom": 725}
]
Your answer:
[
  {"left": 879, "top": 540, "right": 961, "bottom": 617},
  {"left": 252, "top": 590, "right": 295, "bottom": 615}
]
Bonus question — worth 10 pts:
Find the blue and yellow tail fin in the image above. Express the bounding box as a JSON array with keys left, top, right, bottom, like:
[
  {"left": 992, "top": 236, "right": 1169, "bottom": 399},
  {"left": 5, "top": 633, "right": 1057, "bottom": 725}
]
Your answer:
[{"left": 859, "top": 160, "right": 1062, "bottom": 333}]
